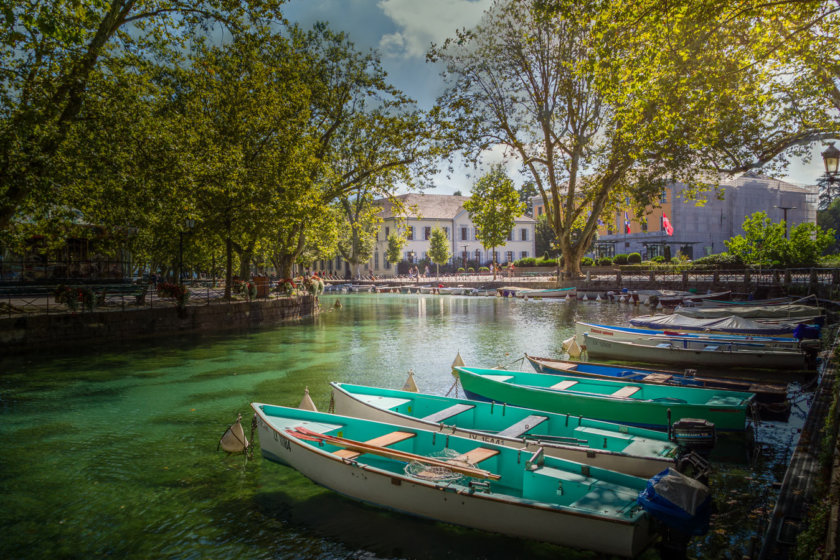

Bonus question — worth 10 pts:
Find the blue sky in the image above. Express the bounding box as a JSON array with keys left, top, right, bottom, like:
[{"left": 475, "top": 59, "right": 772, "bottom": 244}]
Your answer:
[{"left": 282, "top": 0, "right": 825, "bottom": 194}]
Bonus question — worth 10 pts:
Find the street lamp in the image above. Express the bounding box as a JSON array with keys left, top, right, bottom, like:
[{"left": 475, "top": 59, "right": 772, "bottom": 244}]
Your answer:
[
  {"left": 178, "top": 218, "right": 195, "bottom": 287},
  {"left": 820, "top": 141, "right": 840, "bottom": 209}
]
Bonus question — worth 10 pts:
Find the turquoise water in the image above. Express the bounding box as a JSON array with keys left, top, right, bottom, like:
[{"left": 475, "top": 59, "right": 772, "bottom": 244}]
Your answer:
[{"left": 0, "top": 295, "right": 811, "bottom": 559}]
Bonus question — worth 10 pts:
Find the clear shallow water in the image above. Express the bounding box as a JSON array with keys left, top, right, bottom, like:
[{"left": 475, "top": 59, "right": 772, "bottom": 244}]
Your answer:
[{"left": 0, "top": 295, "right": 813, "bottom": 559}]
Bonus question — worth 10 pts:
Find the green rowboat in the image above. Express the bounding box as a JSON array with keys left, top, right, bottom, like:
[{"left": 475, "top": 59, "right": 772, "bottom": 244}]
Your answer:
[{"left": 456, "top": 366, "right": 754, "bottom": 431}]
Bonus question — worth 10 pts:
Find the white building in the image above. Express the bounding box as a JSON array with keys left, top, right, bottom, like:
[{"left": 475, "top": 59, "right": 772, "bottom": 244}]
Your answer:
[{"left": 371, "top": 193, "right": 536, "bottom": 276}]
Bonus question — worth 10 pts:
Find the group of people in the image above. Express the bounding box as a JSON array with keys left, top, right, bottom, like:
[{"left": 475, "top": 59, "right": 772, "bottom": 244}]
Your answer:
[{"left": 407, "top": 265, "right": 432, "bottom": 279}]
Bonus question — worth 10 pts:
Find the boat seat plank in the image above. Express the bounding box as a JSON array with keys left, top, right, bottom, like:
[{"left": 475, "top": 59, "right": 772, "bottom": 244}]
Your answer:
[
  {"left": 549, "top": 380, "right": 579, "bottom": 391},
  {"left": 451, "top": 447, "right": 500, "bottom": 465},
  {"left": 611, "top": 386, "right": 641, "bottom": 398},
  {"left": 335, "top": 430, "right": 416, "bottom": 460},
  {"left": 703, "top": 345, "right": 720, "bottom": 351},
  {"left": 421, "top": 403, "right": 475, "bottom": 423},
  {"left": 642, "top": 373, "right": 673, "bottom": 384},
  {"left": 656, "top": 342, "right": 672, "bottom": 348},
  {"left": 496, "top": 415, "right": 549, "bottom": 438}
]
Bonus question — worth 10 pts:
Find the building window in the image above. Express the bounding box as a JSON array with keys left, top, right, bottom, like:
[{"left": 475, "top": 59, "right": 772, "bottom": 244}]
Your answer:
[
  {"left": 507, "top": 230, "right": 513, "bottom": 241},
  {"left": 461, "top": 226, "right": 468, "bottom": 241},
  {"left": 424, "top": 226, "right": 431, "bottom": 240},
  {"left": 474, "top": 249, "right": 481, "bottom": 263},
  {"left": 407, "top": 226, "right": 414, "bottom": 240},
  {"left": 384, "top": 259, "right": 391, "bottom": 270},
  {"left": 660, "top": 190, "right": 667, "bottom": 203},
  {"left": 521, "top": 228, "right": 528, "bottom": 241},
  {"left": 385, "top": 226, "right": 390, "bottom": 238},
  {"left": 520, "top": 251, "right": 528, "bottom": 259},
  {"left": 640, "top": 217, "right": 648, "bottom": 232},
  {"left": 473, "top": 227, "right": 479, "bottom": 240},
  {"left": 374, "top": 253, "right": 379, "bottom": 270},
  {"left": 537, "top": 206, "right": 543, "bottom": 216},
  {"left": 443, "top": 227, "right": 449, "bottom": 239},
  {"left": 506, "top": 251, "right": 513, "bottom": 263}
]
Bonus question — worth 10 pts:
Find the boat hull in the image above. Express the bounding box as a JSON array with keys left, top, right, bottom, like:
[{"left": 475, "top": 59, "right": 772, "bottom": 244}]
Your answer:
[
  {"left": 457, "top": 368, "right": 751, "bottom": 431},
  {"left": 252, "top": 404, "right": 654, "bottom": 558},
  {"left": 331, "top": 383, "right": 677, "bottom": 478},
  {"left": 583, "top": 332, "right": 808, "bottom": 371}
]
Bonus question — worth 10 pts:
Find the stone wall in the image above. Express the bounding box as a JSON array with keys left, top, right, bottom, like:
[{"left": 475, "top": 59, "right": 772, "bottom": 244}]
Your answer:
[{"left": 0, "top": 296, "right": 316, "bottom": 355}]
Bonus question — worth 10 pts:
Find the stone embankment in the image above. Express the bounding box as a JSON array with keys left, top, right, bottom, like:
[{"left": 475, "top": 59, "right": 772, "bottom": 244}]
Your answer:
[{"left": 0, "top": 295, "right": 316, "bottom": 355}]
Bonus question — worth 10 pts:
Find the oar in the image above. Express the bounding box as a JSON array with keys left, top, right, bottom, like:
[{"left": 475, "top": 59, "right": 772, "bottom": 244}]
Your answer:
[{"left": 289, "top": 427, "right": 501, "bottom": 480}]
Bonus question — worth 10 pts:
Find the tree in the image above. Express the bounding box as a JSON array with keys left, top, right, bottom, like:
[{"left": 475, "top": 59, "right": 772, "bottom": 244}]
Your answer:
[
  {"left": 386, "top": 233, "right": 406, "bottom": 267},
  {"left": 428, "top": 227, "right": 452, "bottom": 276},
  {"left": 463, "top": 165, "right": 525, "bottom": 280},
  {"left": 431, "top": 0, "right": 840, "bottom": 277},
  {"left": 534, "top": 214, "right": 558, "bottom": 259},
  {"left": 518, "top": 181, "right": 539, "bottom": 216},
  {"left": 0, "top": 0, "right": 285, "bottom": 230},
  {"left": 337, "top": 189, "right": 381, "bottom": 278},
  {"left": 725, "top": 211, "right": 835, "bottom": 267},
  {"left": 817, "top": 198, "right": 840, "bottom": 255}
]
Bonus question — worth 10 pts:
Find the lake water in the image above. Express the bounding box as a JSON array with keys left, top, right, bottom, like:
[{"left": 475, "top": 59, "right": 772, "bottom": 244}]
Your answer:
[{"left": 0, "top": 294, "right": 813, "bottom": 559}]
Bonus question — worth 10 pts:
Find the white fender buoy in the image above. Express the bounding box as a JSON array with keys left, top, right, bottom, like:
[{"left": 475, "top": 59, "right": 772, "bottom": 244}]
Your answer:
[
  {"left": 596, "top": 294, "right": 601, "bottom": 302},
  {"left": 219, "top": 413, "right": 249, "bottom": 454},
  {"left": 402, "top": 369, "right": 419, "bottom": 392},
  {"left": 581, "top": 294, "right": 588, "bottom": 301},
  {"left": 451, "top": 351, "right": 465, "bottom": 377},
  {"left": 566, "top": 294, "right": 571, "bottom": 301},
  {"left": 298, "top": 386, "right": 318, "bottom": 411},
  {"left": 563, "top": 336, "right": 582, "bottom": 358}
]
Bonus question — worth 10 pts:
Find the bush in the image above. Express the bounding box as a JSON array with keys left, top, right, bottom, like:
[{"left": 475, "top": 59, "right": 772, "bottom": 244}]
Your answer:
[
  {"left": 468, "top": 267, "right": 475, "bottom": 272},
  {"left": 613, "top": 253, "right": 629, "bottom": 265},
  {"left": 691, "top": 252, "right": 744, "bottom": 268},
  {"left": 651, "top": 255, "right": 665, "bottom": 263},
  {"left": 479, "top": 266, "right": 490, "bottom": 272},
  {"left": 457, "top": 267, "right": 465, "bottom": 273},
  {"left": 597, "top": 257, "right": 613, "bottom": 266},
  {"left": 535, "top": 257, "right": 557, "bottom": 267},
  {"left": 515, "top": 257, "right": 537, "bottom": 267},
  {"left": 627, "top": 252, "right": 642, "bottom": 264},
  {"left": 581, "top": 256, "right": 594, "bottom": 267}
]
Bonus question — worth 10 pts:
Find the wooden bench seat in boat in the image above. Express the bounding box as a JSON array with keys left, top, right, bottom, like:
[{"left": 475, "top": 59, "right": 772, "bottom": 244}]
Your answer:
[
  {"left": 334, "top": 431, "right": 416, "bottom": 460},
  {"left": 549, "top": 380, "right": 579, "bottom": 391},
  {"left": 497, "top": 415, "right": 549, "bottom": 438},
  {"left": 451, "top": 447, "right": 500, "bottom": 465},
  {"left": 611, "top": 386, "right": 641, "bottom": 398},
  {"left": 421, "top": 403, "right": 475, "bottom": 424},
  {"left": 641, "top": 373, "right": 672, "bottom": 384}
]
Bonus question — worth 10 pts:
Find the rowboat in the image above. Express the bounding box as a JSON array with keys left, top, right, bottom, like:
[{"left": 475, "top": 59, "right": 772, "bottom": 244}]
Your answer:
[
  {"left": 583, "top": 332, "right": 810, "bottom": 371},
  {"left": 629, "top": 314, "right": 806, "bottom": 337},
  {"left": 675, "top": 303, "right": 822, "bottom": 321},
  {"left": 515, "top": 287, "right": 577, "bottom": 299},
  {"left": 575, "top": 321, "right": 801, "bottom": 351},
  {"left": 455, "top": 366, "right": 754, "bottom": 431},
  {"left": 251, "top": 403, "right": 657, "bottom": 557},
  {"left": 330, "top": 382, "right": 679, "bottom": 477},
  {"left": 656, "top": 290, "right": 732, "bottom": 307},
  {"left": 524, "top": 355, "right": 789, "bottom": 405}
]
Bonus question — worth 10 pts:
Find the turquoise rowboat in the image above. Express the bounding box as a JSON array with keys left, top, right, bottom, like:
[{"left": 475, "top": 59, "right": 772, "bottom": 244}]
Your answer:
[
  {"left": 331, "top": 382, "right": 679, "bottom": 477},
  {"left": 455, "top": 366, "right": 754, "bottom": 431},
  {"left": 251, "top": 403, "right": 656, "bottom": 557}
]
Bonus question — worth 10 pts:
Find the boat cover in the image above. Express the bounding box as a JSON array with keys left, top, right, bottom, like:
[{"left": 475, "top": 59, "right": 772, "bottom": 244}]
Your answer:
[
  {"left": 637, "top": 468, "right": 711, "bottom": 535},
  {"left": 675, "top": 304, "right": 822, "bottom": 320},
  {"left": 629, "top": 314, "right": 803, "bottom": 336}
]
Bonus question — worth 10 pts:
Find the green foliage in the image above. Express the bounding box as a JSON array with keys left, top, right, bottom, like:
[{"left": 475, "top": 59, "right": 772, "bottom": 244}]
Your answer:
[
  {"left": 725, "top": 212, "right": 835, "bottom": 268},
  {"left": 817, "top": 197, "right": 840, "bottom": 254},
  {"left": 692, "top": 252, "right": 745, "bottom": 268},
  {"left": 581, "top": 256, "right": 594, "bottom": 266},
  {"left": 463, "top": 164, "right": 526, "bottom": 277},
  {"left": 650, "top": 255, "right": 666, "bottom": 263},
  {"left": 515, "top": 257, "right": 537, "bottom": 267},
  {"left": 428, "top": 227, "right": 452, "bottom": 274},
  {"left": 535, "top": 257, "right": 557, "bottom": 267},
  {"left": 478, "top": 266, "right": 490, "bottom": 272},
  {"left": 385, "top": 233, "right": 406, "bottom": 265},
  {"left": 457, "top": 267, "right": 465, "bottom": 273},
  {"left": 597, "top": 257, "right": 613, "bottom": 266},
  {"left": 613, "top": 254, "right": 629, "bottom": 265},
  {"left": 627, "top": 252, "right": 642, "bottom": 264}
]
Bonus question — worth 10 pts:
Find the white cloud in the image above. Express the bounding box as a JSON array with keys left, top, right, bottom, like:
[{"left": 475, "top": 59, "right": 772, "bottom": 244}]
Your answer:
[{"left": 377, "top": 0, "right": 492, "bottom": 58}]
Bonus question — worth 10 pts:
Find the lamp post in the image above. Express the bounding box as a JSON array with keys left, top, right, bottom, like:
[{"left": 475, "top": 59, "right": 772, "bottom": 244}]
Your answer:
[
  {"left": 178, "top": 218, "right": 195, "bottom": 287},
  {"left": 774, "top": 205, "right": 797, "bottom": 238},
  {"left": 820, "top": 141, "right": 840, "bottom": 209}
]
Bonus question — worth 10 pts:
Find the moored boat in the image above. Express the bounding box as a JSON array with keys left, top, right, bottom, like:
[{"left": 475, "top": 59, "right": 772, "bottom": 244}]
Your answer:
[
  {"left": 574, "top": 321, "right": 801, "bottom": 350},
  {"left": 515, "top": 287, "right": 577, "bottom": 299},
  {"left": 629, "top": 314, "right": 811, "bottom": 337},
  {"left": 674, "top": 303, "right": 822, "bottom": 322},
  {"left": 583, "top": 332, "right": 810, "bottom": 370},
  {"left": 251, "top": 403, "right": 657, "bottom": 557},
  {"left": 455, "top": 366, "right": 754, "bottom": 431},
  {"left": 524, "top": 355, "right": 789, "bottom": 406},
  {"left": 331, "top": 382, "right": 680, "bottom": 477}
]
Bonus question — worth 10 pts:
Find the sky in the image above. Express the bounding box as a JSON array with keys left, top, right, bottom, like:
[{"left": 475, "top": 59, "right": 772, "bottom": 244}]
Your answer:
[{"left": 282, "top": 0, "right": 827, "bottom": 194}]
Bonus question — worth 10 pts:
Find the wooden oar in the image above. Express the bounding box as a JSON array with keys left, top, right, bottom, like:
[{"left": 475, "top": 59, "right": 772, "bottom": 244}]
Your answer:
[{"left": 289, "top": 427, "right": 501, "bottom": 480}]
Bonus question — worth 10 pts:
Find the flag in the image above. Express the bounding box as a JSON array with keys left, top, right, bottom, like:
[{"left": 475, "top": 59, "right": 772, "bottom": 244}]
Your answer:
[
  {"left": 662, "top": 212, "right": 674, "bottom": 236},
  {"left": 624, "top": 211, "right": 631, "bottom": 234}
]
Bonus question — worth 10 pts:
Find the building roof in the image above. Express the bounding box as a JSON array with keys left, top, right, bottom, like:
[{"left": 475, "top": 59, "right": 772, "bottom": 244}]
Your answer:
[{"left": 376, "top": 193, "right": 535, "bottom": 222}]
